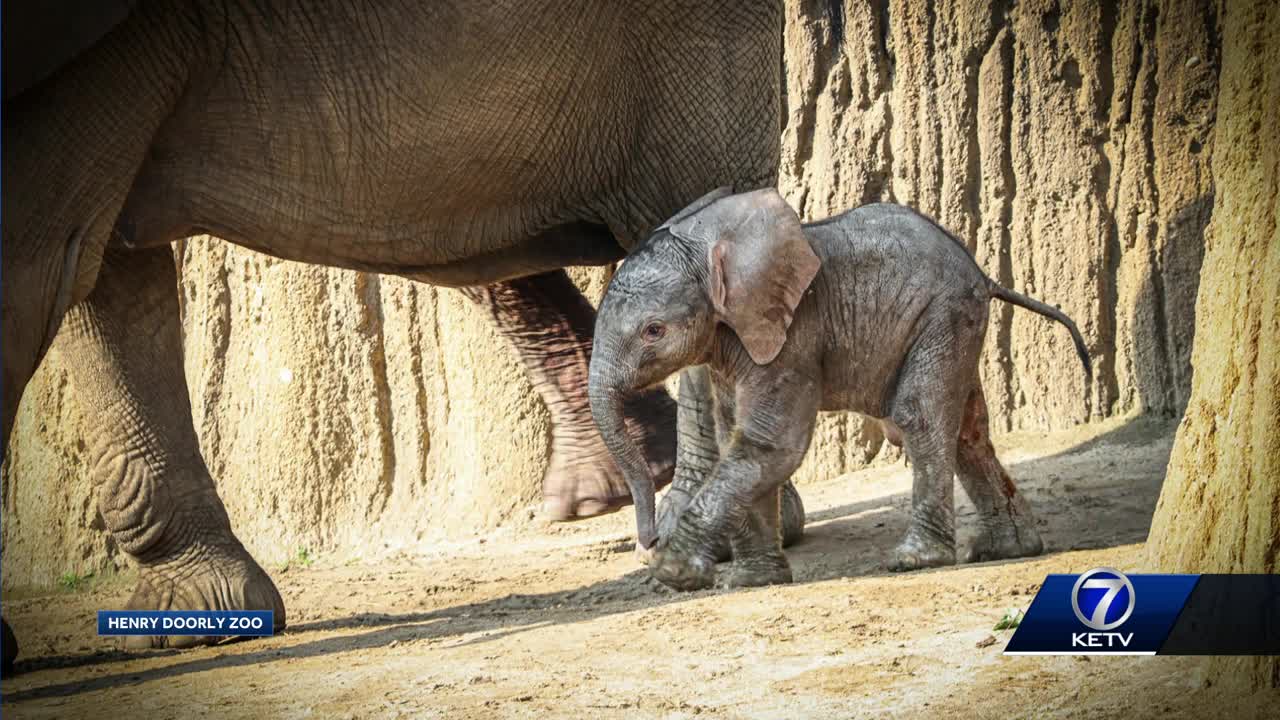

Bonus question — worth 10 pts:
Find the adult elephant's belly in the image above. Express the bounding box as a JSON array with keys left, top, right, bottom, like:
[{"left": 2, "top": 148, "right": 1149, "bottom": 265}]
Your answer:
[
  {"left": 112, "top": 13, "right": 631, "bottom": 287},
  {"left": 231, "top": 216, "right": 623, "bottom": 287},
  {"left": 115, "top": 139, "right": 626, "bottom": 287}
]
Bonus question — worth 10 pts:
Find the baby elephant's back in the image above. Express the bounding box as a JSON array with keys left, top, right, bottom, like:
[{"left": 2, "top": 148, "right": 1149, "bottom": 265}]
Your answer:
[
  {"left": 803, "top": 203, "right": 994, "bottom": 414},
  {"left": 808, "top": 203, "right": 992, "bottom": 302}
]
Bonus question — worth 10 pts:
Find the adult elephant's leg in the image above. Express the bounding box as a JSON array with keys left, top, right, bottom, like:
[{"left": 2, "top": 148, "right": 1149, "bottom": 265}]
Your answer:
[
  {"left": 59, "top": 245, "right": 284, "bottom": 648},
  {"left": 458, "top": 270, "right": 677, "bottom": 520},
  {"left": 656, "top": 366, "right": 804, "bottom": 556},
  {"left": 3, "top": 4, "right": 195, "bottom": 668}
]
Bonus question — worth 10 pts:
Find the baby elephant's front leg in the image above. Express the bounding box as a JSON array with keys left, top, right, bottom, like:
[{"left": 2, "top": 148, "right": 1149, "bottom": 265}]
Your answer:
[
  {"left": 651, "top": 374, "right": 817, "bottom": 591},
  {"left": 649, "top": 500, "right": 722, "bottom": 591},
  {"left": 651, "top": 480, "right": 793, "bottom": 591},
  {"left": 651, "top": 446, "right": 787, "bottom": 591},
  {"left": 720, "top": 486, "right": 793, "bottom": 588}
]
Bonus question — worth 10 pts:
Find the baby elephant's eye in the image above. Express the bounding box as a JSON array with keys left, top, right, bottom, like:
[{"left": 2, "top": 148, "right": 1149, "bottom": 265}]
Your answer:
[{"left": 641, "top": 321, "right": 667, "bottom": 343}]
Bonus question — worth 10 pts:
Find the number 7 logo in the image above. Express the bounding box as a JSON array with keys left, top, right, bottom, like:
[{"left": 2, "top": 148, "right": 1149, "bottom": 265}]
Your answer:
[{"left": 1072, "top": 568, "right": 1136, "bottom": 631}]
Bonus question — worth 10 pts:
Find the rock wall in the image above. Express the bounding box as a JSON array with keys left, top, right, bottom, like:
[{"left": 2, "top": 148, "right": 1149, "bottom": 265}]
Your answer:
[
  {"left": 1146, "top": 0, "right": 1277, "bottom": 691},
  {"left": 3, "top": 0, "right": 1221, "bottom": 587}
]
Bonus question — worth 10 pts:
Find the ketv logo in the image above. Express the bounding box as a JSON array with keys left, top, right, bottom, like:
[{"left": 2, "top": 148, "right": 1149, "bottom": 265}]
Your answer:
[
  {"left": 1069, "top": 568, "right": 1136, "bottom": 649},
  {"left": 1003, "top": 568, "right": 1198, "bottom": 656}
]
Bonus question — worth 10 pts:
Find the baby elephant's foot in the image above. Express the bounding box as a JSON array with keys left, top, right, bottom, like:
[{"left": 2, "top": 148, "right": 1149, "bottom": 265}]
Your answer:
[
  {"left": 963, "top": 522, "right": 1044, "bottom": 564},
  {"left": 888, "top": 529, "right": 956, "bottom": 572},
  {"left": 650, "top": 546, "right": 716, "bottom": 591},
  {"left": 649, "top": 512, "right": 720, "bottom": 591},
  {"left": 718, "top": 554, "right": 793, "bottom": 589}
]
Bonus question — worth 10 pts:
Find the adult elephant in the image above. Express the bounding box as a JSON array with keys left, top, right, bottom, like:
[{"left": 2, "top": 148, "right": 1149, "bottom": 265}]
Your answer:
[{"left": 1, "top": 0, "right": 835, "bottom": 668}]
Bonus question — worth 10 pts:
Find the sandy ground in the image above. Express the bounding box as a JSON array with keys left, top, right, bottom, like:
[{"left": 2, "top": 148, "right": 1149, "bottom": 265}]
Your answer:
[{"left": 3, "top": 414, "right": 1276, "bottom": 719}]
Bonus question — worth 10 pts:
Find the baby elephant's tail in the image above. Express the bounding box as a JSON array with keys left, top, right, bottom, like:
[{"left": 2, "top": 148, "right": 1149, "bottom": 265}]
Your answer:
[{"left": 989, "top": 283, "right": 1093, "bottom": 382}]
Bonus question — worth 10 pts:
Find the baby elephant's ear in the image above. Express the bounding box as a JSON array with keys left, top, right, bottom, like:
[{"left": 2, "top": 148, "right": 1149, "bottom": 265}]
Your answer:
[{"left": 670, "top": 188, "right": 820, "bottom": 365}]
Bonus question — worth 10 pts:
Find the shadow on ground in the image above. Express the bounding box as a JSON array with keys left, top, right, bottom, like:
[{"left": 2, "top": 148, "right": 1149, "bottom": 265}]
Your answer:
[{"left": 793, "top": 414, "right": 1176, "bottom": 583}]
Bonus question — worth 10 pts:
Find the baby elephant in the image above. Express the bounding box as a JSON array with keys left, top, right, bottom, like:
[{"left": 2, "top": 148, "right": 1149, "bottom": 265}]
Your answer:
[{"left": 587, "top": 187, "right": 1091, "bottom": 591}]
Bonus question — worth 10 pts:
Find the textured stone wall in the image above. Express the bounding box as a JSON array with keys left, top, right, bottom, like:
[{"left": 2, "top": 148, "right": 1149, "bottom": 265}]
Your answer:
[
  {"left": 3, "top": 0, "right": 1221, "bottom": 587},
  {"left": 1146, "top": 0, "right": 1277, "bottom": 691}
]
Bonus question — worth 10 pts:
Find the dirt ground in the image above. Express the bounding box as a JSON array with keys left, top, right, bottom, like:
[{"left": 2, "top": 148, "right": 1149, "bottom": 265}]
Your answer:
[{"left": 2, "top": 415, "right": 1276, "bottom": 719}]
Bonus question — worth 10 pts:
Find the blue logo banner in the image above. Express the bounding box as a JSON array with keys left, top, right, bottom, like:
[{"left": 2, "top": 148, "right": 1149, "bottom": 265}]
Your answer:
[
  {"left": 1004, "top": 570, "right": 1198, "bottom": 655},
  {"left": 97, "top": 610, "right": 274, "bottom": 637}
]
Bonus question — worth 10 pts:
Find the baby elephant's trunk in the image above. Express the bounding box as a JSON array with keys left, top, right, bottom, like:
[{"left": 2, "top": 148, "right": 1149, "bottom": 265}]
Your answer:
[{"left": 587, "top": 360, "right": 658, "bottom": 549}]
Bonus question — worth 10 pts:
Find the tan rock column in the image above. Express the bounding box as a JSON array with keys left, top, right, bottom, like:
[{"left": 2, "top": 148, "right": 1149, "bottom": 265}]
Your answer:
[{"left": 1145, "top": 0, "right": 1279, "bottom": 692}]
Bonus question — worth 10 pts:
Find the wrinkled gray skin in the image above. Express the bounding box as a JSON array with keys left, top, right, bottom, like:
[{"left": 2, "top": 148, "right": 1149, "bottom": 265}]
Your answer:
[
  {"left": 1, "top": 0, "right": 835, "bottom": 667},
  {"left": 589, "top": 189, "right": 1092, "bottom": 591}
]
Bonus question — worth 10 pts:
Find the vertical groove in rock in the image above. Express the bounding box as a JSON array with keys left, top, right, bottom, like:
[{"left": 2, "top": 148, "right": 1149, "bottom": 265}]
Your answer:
[
  {"left": 1092, "top": 0, "right": 1124, "bottom": 420},
  {"left": 978, "top": 25, "right": 1019, "bottom": 431},
  {"left": 358, "top": 272, "right": 396, "bottom": 519}
]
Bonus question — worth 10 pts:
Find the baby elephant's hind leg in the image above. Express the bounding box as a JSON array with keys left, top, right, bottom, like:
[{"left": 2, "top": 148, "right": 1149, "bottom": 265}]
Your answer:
[
  {"left": 956, "top": 386, "right": 1044, "bottom": 562},
  {"left": 886, "top": 299, "right": 1002, "bottom": 573},
  {"left": 886, "top": 367, "right": 967, "bottom": 571}
]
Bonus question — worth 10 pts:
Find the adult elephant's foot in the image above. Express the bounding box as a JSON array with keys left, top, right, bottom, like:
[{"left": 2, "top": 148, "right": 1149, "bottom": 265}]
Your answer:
[
  {"left": 2, "top": 617, "right": 17, "bottom": 675},
  {"left": 125, "top": 539, "right": 285, "bottom": 650},
  {"left": 541, "top": 387, "right": 677, "bottom": 521},
  {"left": 656, "top": 480, "right": 806, "bottom": 562}
]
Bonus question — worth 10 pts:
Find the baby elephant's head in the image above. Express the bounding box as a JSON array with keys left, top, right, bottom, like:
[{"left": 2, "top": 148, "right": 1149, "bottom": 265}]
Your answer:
[{"left": 587, "top": 187, "right": 820, "bottom": 549}]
